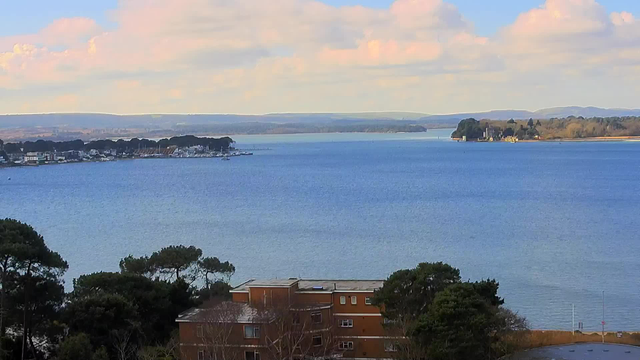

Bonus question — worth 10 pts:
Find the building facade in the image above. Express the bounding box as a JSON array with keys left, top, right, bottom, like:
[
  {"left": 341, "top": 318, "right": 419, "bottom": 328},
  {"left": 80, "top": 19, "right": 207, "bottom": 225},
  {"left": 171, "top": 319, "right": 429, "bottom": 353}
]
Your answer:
[{"left": 177, "top": 279, "right": 400, "bottom": 360}]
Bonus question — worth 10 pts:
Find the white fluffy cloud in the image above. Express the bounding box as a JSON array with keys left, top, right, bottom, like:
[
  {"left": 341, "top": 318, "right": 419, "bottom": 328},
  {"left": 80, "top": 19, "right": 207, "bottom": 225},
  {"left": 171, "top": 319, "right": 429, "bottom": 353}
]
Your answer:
[{"left": 0, "top": 0, "right": 639, "bottom": 114}]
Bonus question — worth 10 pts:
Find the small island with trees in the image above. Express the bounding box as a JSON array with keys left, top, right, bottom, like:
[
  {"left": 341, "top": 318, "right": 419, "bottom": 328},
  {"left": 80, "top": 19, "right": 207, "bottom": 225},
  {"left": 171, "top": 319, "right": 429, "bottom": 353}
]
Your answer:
[{"left": 451, "top": 116, "right": 640, "bottom": 142}]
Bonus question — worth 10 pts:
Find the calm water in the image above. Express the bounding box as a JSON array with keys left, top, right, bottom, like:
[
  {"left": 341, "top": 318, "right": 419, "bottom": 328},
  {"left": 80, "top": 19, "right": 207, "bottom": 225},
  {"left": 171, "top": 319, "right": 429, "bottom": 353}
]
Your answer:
[{"left": 2, "top": 129, "right": 640, "bottom": 331}]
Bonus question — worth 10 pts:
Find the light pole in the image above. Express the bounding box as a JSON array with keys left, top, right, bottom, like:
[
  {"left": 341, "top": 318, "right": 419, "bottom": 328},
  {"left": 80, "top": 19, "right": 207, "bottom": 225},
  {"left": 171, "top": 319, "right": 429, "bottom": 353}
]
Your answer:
[
  {"left": 601, "top": 291, "right": 605, "bottom": 344},
  {"left": 572, "top": 304, "right": 575, "bottom": 336}
]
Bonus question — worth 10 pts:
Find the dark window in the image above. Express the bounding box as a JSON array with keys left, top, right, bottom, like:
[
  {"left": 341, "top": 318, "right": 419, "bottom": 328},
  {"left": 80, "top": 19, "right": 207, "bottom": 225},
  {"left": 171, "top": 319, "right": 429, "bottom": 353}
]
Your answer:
[
  {"left": 292, "top": 313, "right": 300, "bottom": 325},
  {"left": 311, "top": 312, "right": 322, "bottom": 324},
  {"left": 245, "top": 351, "right": 261, "bottom": 360},
  {"left": 312, "top": 335, "right": 322, "bottom": 347},
  {"left": 339, "top": 319, "right": 353, "bottom": 328},
  {"left": 339, "top": 341, "right": 354, "bottom": 350},
  {"left": 365, "top": 297, "right": 373, "bottom": 305}
]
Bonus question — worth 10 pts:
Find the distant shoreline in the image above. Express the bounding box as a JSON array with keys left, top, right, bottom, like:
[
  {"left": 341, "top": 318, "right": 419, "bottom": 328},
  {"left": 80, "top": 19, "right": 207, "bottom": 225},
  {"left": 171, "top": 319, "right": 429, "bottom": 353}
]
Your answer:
[{"left": 453, "top": 136, "right": 640, "bottom": 143}]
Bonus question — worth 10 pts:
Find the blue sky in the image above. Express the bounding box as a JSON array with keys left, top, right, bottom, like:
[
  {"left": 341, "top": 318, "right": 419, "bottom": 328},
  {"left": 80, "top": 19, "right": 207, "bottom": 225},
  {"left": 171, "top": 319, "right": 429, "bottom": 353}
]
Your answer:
[{"left": 2, "top": 0, "right": 640, "bottom": 37}]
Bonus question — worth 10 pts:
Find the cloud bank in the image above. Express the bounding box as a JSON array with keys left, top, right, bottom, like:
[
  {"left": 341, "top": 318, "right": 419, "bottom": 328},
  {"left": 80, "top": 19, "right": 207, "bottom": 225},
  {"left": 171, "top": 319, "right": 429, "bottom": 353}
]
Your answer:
[{"left": 1, "top": 0, "right": 639, "bottom": 114}]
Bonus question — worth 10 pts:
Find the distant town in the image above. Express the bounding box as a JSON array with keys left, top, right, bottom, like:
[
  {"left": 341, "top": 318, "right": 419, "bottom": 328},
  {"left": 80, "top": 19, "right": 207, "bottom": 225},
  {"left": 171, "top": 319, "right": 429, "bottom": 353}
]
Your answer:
[{"left": 0, "top": 135, "right": 252, "bottom": 167}]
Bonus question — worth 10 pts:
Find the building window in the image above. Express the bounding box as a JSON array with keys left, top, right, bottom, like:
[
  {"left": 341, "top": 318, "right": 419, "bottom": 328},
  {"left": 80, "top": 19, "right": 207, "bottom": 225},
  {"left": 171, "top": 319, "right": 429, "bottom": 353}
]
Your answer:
[
  {"left": 245, "top": 351, "right": 261, "bottom": 360},
  {"left": 365, "top": 297, "right": 373, "bottom": 305},
  {"left": 340, "top": 296, "right": 346, "bottom": 305},
  {"left": 339, "top": 319, "right": 353, "bottom": 328},
  {"left": 384, "top": 341, "right": 400, "bottom": 352},
  {"left": 312, "top": 335, "right": 323, "bottom": 347},
  {"left": 198, "top": 350, "right": 205, "bottom": 360},
  {"left": 244, "top": 325, "right": 260, "bottom": 338},
  {"left": 351, "top": 296, "right": 357, "bottom": 305},
  {"left": 311, "top": 312, "right": 322, "bottom": 324},
  {"left": 197, "top": 325, "right": 204, "bottom": 337},
  {"left": 339, "top": 341, "right": 354, "bottom": 350}
]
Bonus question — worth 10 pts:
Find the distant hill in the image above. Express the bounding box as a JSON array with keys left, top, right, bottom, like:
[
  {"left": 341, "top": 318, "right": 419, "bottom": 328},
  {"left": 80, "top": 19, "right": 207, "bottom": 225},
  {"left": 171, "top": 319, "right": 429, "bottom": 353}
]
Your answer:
[
  {"left": 420, "top": 107, "right": 640, "bottom": 122},
  {"left": 1, "top": 107, "right": 639, "bottom": 130},
  {"left": 0, "top": 112, "right": 431, "bottom": 129}
]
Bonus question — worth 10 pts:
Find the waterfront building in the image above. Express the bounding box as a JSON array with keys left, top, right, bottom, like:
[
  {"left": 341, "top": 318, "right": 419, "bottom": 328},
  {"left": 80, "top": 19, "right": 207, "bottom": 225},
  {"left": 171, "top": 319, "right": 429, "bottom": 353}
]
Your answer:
[
  {"left": 24, "top": 152, "right": 45, "bottom": 164},
  {"left": 177, "top": 279, "right": 399, "bottom": 360}
]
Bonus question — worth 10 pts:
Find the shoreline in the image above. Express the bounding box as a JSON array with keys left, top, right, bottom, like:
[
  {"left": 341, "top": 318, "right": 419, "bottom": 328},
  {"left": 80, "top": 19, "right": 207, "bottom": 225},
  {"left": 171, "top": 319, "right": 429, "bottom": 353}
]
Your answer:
[{"left": 453, "top": 136, "right": 640, "bottom": 143}]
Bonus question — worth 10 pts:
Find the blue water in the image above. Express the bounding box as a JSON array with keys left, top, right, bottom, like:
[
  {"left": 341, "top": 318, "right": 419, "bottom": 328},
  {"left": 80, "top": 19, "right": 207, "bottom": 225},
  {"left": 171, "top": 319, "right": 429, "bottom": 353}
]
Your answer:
[{"left": 2, "top": 129, "right": 640, "bottom": 331}]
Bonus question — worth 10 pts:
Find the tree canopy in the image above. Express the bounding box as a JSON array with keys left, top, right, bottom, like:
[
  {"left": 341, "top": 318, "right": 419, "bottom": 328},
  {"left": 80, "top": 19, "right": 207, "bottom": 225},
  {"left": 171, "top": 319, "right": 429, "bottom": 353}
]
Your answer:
[
  {"left": 0, "top": 218, "right": 68, "bottom": 360},
  {"left": 372, "top": 262, "right": 460, "bottom": 323},
  {"left": 0, "top": 218, "right": 235, "bottom": 360},
  {"left": 2, "top": 135, "right": 234, "bottom": 154},
  {"left": 451, "top": 118, "right": 484, "bottom": 139},
  {"left": 148, "top": 245, "right": 202, "bottom": 280},
  {"left": 373, "top": 262, "right": 526, "bottom": 360},
  {"left": 57, "top": 333, "right": 93, "bottom": 360},
  {"left": 412, "top": 283, "right": 499, "bottom": 360},
  {"left": 452, "top": 116, "right": 640, "bottom": 141}
]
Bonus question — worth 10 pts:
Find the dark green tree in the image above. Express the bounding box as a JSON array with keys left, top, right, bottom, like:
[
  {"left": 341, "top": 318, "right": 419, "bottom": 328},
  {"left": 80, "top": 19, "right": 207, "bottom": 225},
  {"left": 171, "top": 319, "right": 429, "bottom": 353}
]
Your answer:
[
  {"left": 451, "top": 119, "right": 483, "bottom": 140},
  {"left": 198, "top": 257, "right": 235, "bottom": 288},
  {"left": 197, "top": 281, "right": 232, "bottom": 303},
  {"left": 0, "top": 219, "right": 67, "bottom": 360},
  {"left": 70, "top": 271, "right": 190, "bottom": 345},
  {"left": 119, "top": 255, "right": 153, "bottom": 277},
  {"left": 9, "top": 273, "right": 66, "bottom": 359},
  {"left": 507, "top": 119, "right": 516, "bottom": 124},
  {"left": 535, "top": 119, "right": 542, "bottom": 127},
  {"left": 502, "top": 127, "right": 514, "bottom": 137},
  {"left": 527, "top": 118, "right": 534, "bottom": 128},
  {"left": 91, "top": 346, "right": 109, "bottom": 360},
  {"left": 148, "top": 245, "right": 202, "bottom": 281},
  {"left": 64, "top": 293, "right": 139, "bottom": 352},
  {"left": 412, "top": 283, "right": 498, "bottom": 360},
  {"left": 372, "top": 262, "right": 460, "bottom": 325},
  {"left": 58, "top": 333, "right": 93, "bottom": 360}
]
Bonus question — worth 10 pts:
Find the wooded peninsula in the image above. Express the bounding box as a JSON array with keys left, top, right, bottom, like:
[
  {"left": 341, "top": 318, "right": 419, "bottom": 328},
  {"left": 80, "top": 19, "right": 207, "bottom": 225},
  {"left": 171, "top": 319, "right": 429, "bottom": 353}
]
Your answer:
[{"left": 451, "top": 116, "right": 640, "bottom": 141}]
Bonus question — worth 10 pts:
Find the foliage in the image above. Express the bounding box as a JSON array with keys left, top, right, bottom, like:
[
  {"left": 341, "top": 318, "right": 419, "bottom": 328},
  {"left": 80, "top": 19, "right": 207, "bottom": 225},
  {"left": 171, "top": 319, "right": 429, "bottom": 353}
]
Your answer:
[
  {"left": 197, "top": 281, "right": 233, "bottom": 303},
  {"left": 0, "top": 219, "right": 235, "bottom": 360},
  {"left": 452, "top": 116, "right": 640, "bottom": 141},
  {"left": 199, "top": 257, "right": 235, "bottom": 286},
  {"left": 58, "top": 333, "right": 92, "bottom": 360},
  {"left": 70, "top": 272, "right": 183, "bottom": 345},
  {"left": 372, "top": 262, "right": 460, "bottom": 323},
  {"left": 412, "top": 283, "right": 498, "bottom": 360},
  {"left": 2, "top": 135, "right": 234, "bottom": 154},
  {"left": 119, "top": 255, "right": 153, "bottom": 277},
  {"left": 374, "top": 262, "right": 528, "bottom": 360},
  {"left": 149, "top": 245, "right": 202, "bottom": 281},
  {"left": 0, "top": 218, "right": 68, "bottom": 360},
  {"left": 91, "top": 346, "right": 109, "bottom": 360},
  {"left": 64, "top": 293, "right": 139, "bottom": 351},
  {"left": 451, "top": 118, "right": 484, "bottom": 139}
]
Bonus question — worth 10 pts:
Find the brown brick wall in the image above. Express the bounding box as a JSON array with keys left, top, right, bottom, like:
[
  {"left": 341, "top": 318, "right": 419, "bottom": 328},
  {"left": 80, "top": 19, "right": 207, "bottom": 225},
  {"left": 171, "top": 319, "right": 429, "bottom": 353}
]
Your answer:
[{"left": 179, "top": 287, "right": 394, "bottom": 360}]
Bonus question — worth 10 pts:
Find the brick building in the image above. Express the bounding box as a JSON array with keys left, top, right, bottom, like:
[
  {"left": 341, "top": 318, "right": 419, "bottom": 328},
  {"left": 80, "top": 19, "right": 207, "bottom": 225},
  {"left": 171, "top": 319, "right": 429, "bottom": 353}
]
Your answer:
[{"left": 177, "top": 279, "right": 401, "bottom": 360}]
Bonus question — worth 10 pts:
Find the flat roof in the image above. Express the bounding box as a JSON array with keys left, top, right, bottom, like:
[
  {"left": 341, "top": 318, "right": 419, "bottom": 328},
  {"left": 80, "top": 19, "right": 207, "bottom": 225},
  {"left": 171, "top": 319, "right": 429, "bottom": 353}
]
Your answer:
[
  {"left": 177, "top": 302, "right": 262, "bottom": 324},
  {"left": 246, "top": 279, "right": 300, "bottom": 287},
  {"left": 231, "top": 279, "right": 383, "bottom": 293}
]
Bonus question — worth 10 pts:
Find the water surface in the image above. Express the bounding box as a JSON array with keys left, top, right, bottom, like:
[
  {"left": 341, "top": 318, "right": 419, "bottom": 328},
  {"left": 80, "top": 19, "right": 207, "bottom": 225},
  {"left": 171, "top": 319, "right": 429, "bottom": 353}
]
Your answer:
[{"left": 2, "top": 129, "right": 640, "bottom": 331}]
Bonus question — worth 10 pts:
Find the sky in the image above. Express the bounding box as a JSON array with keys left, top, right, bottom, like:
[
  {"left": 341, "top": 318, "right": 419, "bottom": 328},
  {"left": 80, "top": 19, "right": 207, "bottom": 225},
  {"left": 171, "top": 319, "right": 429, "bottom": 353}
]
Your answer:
[{"left": 1, "top": 0, "right": 639, "bottom": 115}]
